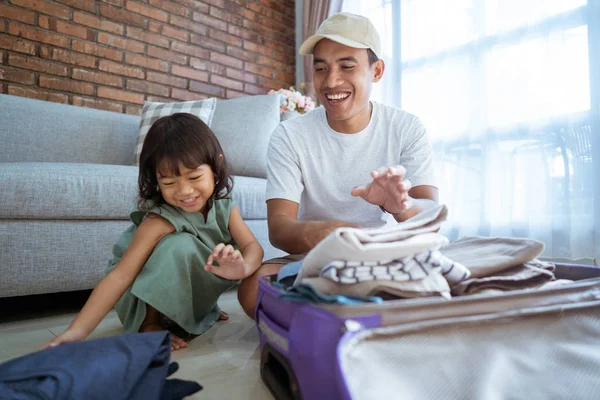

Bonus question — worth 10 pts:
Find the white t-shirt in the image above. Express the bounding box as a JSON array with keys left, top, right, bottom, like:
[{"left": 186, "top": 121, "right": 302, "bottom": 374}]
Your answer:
[{"left": 266, "top": 102, "right": 436, "bottom": 228}]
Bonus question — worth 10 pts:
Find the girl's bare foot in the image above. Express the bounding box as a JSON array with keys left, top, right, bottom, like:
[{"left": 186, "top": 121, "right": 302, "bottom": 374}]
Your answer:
[
  {"left": 139, "top": 321, "right": 188, "bottom": 351},
  {"left": 218, "top": 310, "right": 229, "bottom": 321}
]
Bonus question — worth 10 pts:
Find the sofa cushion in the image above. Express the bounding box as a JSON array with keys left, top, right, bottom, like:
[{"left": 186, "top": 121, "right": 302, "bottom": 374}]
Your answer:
[
  {"left": 0, "top": 94, "right": 139, "bottom": 166},
  {"left": 0, "top": 163, "right": 267, "bottom": 220},
  {"left": 133, "top": 98, "right": 217, "bottom": 165},
  {"left": 211, "top": 94, "right": 280, "bottom": 179}
]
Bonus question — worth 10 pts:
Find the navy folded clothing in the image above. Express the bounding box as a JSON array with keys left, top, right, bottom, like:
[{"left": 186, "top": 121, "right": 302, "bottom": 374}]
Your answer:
[{"left": 0, "top": 332, "right": 201, "bottom": 400}]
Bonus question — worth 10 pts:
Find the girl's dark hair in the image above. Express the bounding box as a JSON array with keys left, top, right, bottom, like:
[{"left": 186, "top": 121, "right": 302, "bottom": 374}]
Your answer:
[{"left": 137, "top": 112, "right": 233, "bottom": 210}]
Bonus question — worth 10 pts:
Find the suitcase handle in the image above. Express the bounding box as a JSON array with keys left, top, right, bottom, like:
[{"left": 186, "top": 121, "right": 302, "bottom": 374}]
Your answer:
[{"left": 261, "top": 343, "right": 302, "bottom": 400}]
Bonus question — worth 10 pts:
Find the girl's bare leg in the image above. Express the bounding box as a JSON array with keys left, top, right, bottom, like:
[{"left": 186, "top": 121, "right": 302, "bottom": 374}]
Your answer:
[{"left": 139, "top": 303, "right": 188, "bottom": 351}]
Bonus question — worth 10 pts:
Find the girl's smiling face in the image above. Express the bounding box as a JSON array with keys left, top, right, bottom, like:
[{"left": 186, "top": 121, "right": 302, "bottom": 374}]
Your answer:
[{"left": 157, "top": 162, "right": 216, "bottom": 213}]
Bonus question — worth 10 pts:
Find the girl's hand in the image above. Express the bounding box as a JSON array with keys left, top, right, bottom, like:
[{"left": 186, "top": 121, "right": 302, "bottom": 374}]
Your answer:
[
  {"left": 42, "top": 327, "right": 87, "bottom": 349},
  {"left": 205, "top": 243, "right": 249, "bottom": 280}
]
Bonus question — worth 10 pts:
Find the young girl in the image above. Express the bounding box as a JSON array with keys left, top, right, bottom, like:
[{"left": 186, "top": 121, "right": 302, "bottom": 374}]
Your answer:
[{"left": 45, "top": 113, "right": 264, "bottom": 351}]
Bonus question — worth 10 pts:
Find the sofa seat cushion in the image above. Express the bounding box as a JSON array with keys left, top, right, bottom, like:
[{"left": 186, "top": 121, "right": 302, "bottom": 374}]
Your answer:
[
  {"left": 0, "top": 162, "right": 138, "bottom": 219},
  {"left": 0, "top": 163, "right": 268, "bottom": 220}
]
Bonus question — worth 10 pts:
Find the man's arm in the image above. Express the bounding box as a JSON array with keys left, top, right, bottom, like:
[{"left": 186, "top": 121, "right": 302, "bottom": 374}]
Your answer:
[
  {"left": 391, "top": 185, "right": 438, "bottom": 222},
  {"left": 267, "top": 198, "right": 356, "bottom": 254}
]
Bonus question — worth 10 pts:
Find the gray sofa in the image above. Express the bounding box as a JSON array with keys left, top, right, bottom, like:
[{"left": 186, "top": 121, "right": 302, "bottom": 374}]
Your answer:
[{"left": 0, "top": 93, "right": 285, "bottom": 298}]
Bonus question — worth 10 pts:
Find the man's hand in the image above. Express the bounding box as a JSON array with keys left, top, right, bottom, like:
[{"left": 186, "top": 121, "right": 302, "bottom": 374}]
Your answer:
[
  {"left": 205, "top": 243, "right": 249, "bottom": 280},
  {"left": 351, "top": 165, "right": 412, "bottom": 214}
]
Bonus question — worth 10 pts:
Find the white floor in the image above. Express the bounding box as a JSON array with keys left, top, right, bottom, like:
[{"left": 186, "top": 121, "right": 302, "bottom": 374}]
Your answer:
[{"left": 0, "top": 291, "right": 273, "bottom": 399}]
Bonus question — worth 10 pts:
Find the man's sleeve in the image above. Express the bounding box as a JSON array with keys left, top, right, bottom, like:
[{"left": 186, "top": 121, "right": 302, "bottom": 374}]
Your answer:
[
  {"left": 400, "top": 116, "right": 438, "bottom": 188},
  {"left": 265, "top": 125, "right": 304, "bottom": 203}
]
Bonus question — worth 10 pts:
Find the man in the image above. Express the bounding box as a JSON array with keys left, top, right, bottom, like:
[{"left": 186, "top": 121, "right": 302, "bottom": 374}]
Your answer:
[{"left": 237, "top": 12, "right": 438, "bottom": 318}]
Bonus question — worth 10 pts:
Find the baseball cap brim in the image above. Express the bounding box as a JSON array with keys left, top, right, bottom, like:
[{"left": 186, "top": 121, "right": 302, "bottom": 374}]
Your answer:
[{"left": 299, "top": 34, "right": 369, "bottom": 55}]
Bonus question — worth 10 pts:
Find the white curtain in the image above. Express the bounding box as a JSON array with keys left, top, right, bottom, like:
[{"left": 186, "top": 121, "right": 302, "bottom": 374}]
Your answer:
[{"left": 342, "top": 0, "right": 599, "bottom": 264}]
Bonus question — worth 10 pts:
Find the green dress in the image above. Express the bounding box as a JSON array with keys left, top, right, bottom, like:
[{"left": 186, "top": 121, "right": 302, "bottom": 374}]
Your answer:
[{"left": 107, "top": 198, "right": 238, "bottom": 336}]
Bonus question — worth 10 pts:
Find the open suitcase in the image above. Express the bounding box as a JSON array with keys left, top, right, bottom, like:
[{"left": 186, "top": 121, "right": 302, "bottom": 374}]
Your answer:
[{"left": 256, "top": 263, "right": 600, "bottom": 400}]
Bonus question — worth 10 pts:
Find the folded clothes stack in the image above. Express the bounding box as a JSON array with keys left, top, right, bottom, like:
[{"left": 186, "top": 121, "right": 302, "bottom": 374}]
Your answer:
[{"left": 276, "top": 205, "right": 565, "bottom": 304}]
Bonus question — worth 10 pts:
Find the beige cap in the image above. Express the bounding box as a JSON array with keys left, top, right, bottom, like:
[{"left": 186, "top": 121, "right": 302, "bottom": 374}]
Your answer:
[{"left": 299, "top": 12, "right": 381, "bottom": 58}]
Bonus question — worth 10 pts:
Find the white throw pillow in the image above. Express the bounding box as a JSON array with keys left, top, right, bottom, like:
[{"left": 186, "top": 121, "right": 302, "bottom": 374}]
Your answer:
[{"left": 132, "top": 98, "right": 217, "bottom": 165}]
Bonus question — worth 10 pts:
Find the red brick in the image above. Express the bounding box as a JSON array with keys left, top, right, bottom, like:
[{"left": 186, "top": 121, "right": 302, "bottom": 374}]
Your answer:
[
  {"left": 8, "top": 84, "right": 69, "bottom": 103},
  {"left": 11, "top": 0, "right": 70, "bottom": 19},
  {"left": 125, "top": 105, "right": 142, "bottom": 115},
  {"left": 125, "top": 53, "right": 168, "bottom": 72},
  {"left": 72, "top": 40, "right": 123, "bottom": 62},
  {"left": 0, "top": 35, "right": 36, "bottom": 55},
  {"left": 209, "top": 28, "right": 242, "bottom": 47},
  {"left": 228, "top": 25, "right": 261, "bottom": 42},
  {"left": 245, "top": 62, "right": 273, "bottom": 78},
  {"left": 226, "top": 67, "right": 256, "bottom": 84},
  {"left": 225, "top": 89, "right": 246, "bottom": 99},
  {"left": 40, "top": 75, "right": 95, "bottom": 95},
  {"left": 171, "top": 87, "right": 206, "bottom": 101},
  {"left": 146, "top": 71, "right": 187, "bottom": 88},
  {"left": 171, "top": 40, "right": 210, "bottom": 59},
  {"left": 9, "top": 53, "right": 68, "bottom": 76},
  {"left": 103, "top": 0, "right": 123, "bottom": 6},
  {"left": 209, "top": 5, "right": 242, "bottom": 26},
  {"left": 189, "top": 80, "right": 224, "bottom": 97},
  {"left": 0, "top": 66, "right": 35, "bottom": 84},
  {"left": 148, "top": 21, "right": 162, "bottom": 33},
  {"left": 244, "top": 83, "right": 267, "bottom": 95},
  {"left": 147, "top": 45, "right": 187, "bottom": 64},
  {"left": 54, "top": 0, "right": 97, "bottom": 13},
  {"left": 39, "top": 17, "right": 95, "bottom": 41},
  {"left": 53, "top": 49, "right": 97, "bottom": 68},
  {"left": 258, "top": 76, "right": 284, "bottom": 90},
  {"left": 258, "top": 55, "right": 286, "bottom": 70},
  {"left": 237, "top": 6, "right": 256, "bottom": 22},
  {"left": 274, "top": 71, "right": 295, "bottom": 84},
  {"left": 246, "top": 2, "right": 263, "bottom": 14},
  {"left": 99, "top": 59, "right": 144, "bottom": 78},
  {"left": 126, "top": 26, "right": 169, "bottom": 48},
  {"left": 227, "top": 46, "right": 258, "bottom": 63},
  {"left": 73, "top": 95, "right": 123, "bottom": 113},
  {"left": 99, "top": 4, "right": 148, "bottom": 29},
  {"left": 73, "top": 12, "right": 124, "bottom": 35},
  {"left": 98, "top": 32, "right": 145, "bottom": 53},
  {"left": 162, "top": 25, "right": 189, "bottom": 42},
  {"left": 211, "top": 74, "right": 243, "bottom": 91},
  {"left": 148, "top": 0, "right": 189, "bottom": 17},
  {"left": 257, "top": 15, "right": 286, "bottom": 32},
  {"left": 243, "top": 19, "right": 270, "bottom": 37},
  {"left": 98, "top": 86, "right": 144, "bottom": 104},
  {"left": 172, "top": 64, "right": 208, "bottom": 82},
  {"left": 192, "top": 12, "right": 227, "bottom": 31},
  {"left": 263, "top": 38, "right": 286, "bottom": 54},
  {"left": 171, "top": 0, "right": 208, "bottom": 13},
  {"left": 126, "top": 0, "right": 169, "bottom": 22},
  {"left": 243, "top": 40, "right": 271, "bottom": 57},
  {"left": 8, "top": 22, "right": 69, "bottom": 48},
  {"left": 169, "top": 16, "right": 207, "bottom": 35},
  {"left": 126, "top": 79, "right": 170, "bottom": 96},
  {"left": 258, "top": 0, "right": 285, "bottom": 14},
  {"left": 190, "top": 57, "right": 225, "bottom": 74},
  {"left": 0, "top": 4, "right": 36, "bottom": 24},
  {"left": 202, "top": 0, "right": 224, "bottom": 7},
  {"left": 210, "top": 52, "right": 243, "bottom": 69},
  {"left": 189, "top": 33, "right": 226, "bottom": 53},
  {"left": 72, "top": 68, "right": 123, "bottom": 87},
  {"left": 146, "top": 95, "right": 172, "bottom": 102}
]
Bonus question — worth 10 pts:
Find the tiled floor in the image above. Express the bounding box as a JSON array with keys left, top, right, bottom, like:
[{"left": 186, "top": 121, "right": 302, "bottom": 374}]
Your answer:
[{"left": 0, "top": 290, "right": 273, "bottom": 399}]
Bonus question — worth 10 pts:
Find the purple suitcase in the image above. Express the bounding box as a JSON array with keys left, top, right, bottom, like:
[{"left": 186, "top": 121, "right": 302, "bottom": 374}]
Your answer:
[{"left": 256, "top": 263, "right": 600, "bottom": 400}]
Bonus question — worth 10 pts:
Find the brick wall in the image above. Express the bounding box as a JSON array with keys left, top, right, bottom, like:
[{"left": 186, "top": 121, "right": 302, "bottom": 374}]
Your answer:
[{"left": 0, "top": 0, "right": 296, "bottom": 114}]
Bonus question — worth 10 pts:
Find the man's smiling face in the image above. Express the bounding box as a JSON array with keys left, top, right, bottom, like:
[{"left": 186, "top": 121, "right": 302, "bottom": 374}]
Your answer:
[{"left": 312, "top": 39, "right": 383, "bottom": 132}]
